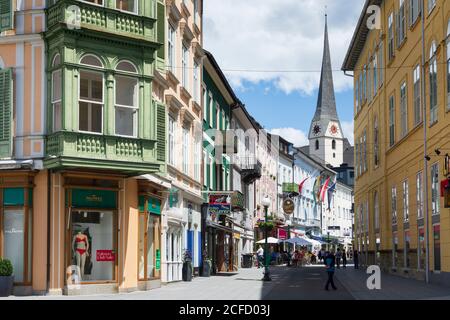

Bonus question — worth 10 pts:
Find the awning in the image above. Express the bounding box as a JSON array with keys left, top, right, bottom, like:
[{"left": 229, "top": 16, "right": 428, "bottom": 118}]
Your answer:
[
  {"left": 283, "top": 237, "right": 312, "bottom": 246},
  {"left": 137, "top": 174, "right": 171, "bottom": 189},
  {"left": 256, "top": 237, "right": 280, "bottom": 244}
]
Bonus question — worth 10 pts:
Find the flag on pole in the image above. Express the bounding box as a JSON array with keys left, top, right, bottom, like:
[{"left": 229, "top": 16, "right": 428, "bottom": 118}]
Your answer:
[
  {"left": 298, "top": 177, "right": 309, "bottom": 194},
  {"left": 320, "top": 177, "right": 331, "bottom": 202},
  {"left": 327, "top": 181, "right": 337, "bottom": 210},
  {"left": 313, "top": 176, "right": 321, "bottom": 203}
]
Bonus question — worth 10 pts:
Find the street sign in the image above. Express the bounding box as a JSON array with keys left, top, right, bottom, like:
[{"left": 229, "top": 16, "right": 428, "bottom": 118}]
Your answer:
[{"left": 283, "top": 198, "right": 295, "bottom": 215}]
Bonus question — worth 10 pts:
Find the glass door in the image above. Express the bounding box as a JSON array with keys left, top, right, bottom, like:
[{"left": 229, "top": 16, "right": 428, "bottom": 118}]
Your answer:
[
  {"left": 139, "top": 214, "right": 160, "bottom": 280},
  {"left": 2, "top": 210, "right": 26, "bottom": 283}
]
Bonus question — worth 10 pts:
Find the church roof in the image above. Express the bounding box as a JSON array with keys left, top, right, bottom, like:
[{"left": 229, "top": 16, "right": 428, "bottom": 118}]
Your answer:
[{"left": 313, "top": 15, "right": 339, "bottom": 124}]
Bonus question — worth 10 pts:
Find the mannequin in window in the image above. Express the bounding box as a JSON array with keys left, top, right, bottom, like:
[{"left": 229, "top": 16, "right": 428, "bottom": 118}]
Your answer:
[{"left": 72, "top": 231, "right": 89, "bottom": 279}]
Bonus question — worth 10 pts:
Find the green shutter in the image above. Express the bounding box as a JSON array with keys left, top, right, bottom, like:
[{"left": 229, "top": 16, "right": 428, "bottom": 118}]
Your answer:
[
  {"left": 156, "top": 102, "right": 167, "bottom": 162},
  {"left": 0, "top": 0, "right": 13, "bottom": 32},
  {"left": 0, "top": 68, "right": 13, "bottom": 158},
  {"left": 157, "top": 1, "right": 165, "bottom": 59}
]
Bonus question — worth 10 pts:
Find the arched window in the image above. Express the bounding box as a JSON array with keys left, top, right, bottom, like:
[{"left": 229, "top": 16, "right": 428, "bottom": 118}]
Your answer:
[
  {"left": 116, "top": 60, "right": 138, "bottom": 73},
  {"left": 79, "top": 54, "right": 104, "bottom": 133},
  {"left": 429, "top": 41, "right": 438, "bottom": 123},
  {"left": 80, "top": 54, "right": 103, "bottom": 68},
  {"left": 115, "top": 60, "right": 138, "bottom": 137},
  {"left": 332, "top": 140, "right": 336, "bottom": 150},
  {"left": 315, "top": 140, "right": 319, "bottom": 150},
  {"left": 52, "top": 54, "right": 62, "bottom": 132}
]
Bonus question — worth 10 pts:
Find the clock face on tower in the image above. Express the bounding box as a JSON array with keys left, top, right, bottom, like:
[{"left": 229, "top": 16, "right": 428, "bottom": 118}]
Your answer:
[
  {"left": 313, "top": 124, "right": 321, "bottom": 136},
  {"left": 330, "top": 124, "right": 339, "bottom": 136}
]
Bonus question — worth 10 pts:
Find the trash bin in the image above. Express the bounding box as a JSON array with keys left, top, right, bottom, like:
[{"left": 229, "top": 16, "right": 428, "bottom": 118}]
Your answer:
[{"left": 242, "top": 254, "right": 253, "bottom": 268}]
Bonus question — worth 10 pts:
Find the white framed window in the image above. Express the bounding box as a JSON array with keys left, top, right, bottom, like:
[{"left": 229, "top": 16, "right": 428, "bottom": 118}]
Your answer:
[
  {"left": 183, "top": 126, "right": 190, "bottom": 174},
  {"left": 391, "top": 186, "right": 397, "bottom": 225},
  {"left": 203, "top": 87, "right": 207, "bottom": 121},
  {"left": 413, "top": 65, "right": 422, "bottom": 125},
  {"left": 403, "top": 180, "right": 409, "bottom": 222},
  {"left": 116, "top": 0, "right": 137, "bottom": 14},
  {"left": 431, "top": 163, "right": 440, "bottom": 215},
  {"left": 115, "top": 61, "right": 138, "bottom": 137},
  {"left": 400, "top": 81, "right": 408, "bottom": 138},
  {"left": 194, "top": 138, "right": 201, "bottom": 181},
  {"left": 52, "top": 54, "right": 62, "bottom": 132},
  {"left": 208, "top": 94, "right": 213, "bottom": 126},
  {"left": 429, "top": 42, "right": 438, "bottom": 124},
  {"left": 388, "top": 12, "right": 395, "bottom": 60},
  {"left": 193, "top": 61, "right": 199, "bottom": 103},
  {"left": 203, "top": 150, "right": 208, "bottom": 187},
  {"left": 168, "top": 23, "right": 176, "bottom": 74},
  {"left": 182, "top": 44, "right": 189, "bottom": 89},
  {"left": 389, "top": 95, "right": 395, "bottom": 146},
  {"left": 168, "top": 116, "right": 176, "bottom": 166},
  {"left": 79, "top": 70, "right": 103, "bottom": 134},
  {"left": 416, "top": 171, "right": 423, "bottom": 219},
  {"left": 398, "top": 0, "right": 406, "bottom": 45}
]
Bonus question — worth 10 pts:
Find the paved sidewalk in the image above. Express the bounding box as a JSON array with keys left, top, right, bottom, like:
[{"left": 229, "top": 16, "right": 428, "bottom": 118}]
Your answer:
[{"left": 334, "top": 265, "right": 450, "bottom": 300}]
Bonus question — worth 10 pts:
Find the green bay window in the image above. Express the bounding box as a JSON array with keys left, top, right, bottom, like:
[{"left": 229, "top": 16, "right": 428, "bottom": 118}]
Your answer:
[
  {"left": 116, "top": 0, "right": 137, "bottom": 13},
  {"left": 115, "top": 61, "right": 139, "bottom": 137}
]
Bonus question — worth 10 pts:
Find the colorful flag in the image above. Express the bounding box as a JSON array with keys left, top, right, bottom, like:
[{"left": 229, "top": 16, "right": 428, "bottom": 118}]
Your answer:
[
  {"left": 327, "top": 181, "right": 337, "bottom": 210},
  {"left": 313, "top": 176, "right": 321, "bottom": 203},
  {"left": 320, "top": 177, "right": 331, "bottom": 202},
  {"left": 298, "top": 177, "right": 309, "bottom": 194}
]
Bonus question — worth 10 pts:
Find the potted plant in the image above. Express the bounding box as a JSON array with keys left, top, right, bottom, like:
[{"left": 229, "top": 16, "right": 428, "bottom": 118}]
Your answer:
[
  {"left": 0, "top": 258, "right": 14, "bottom": 297},
  {"left": 182, "top": 250, "right": 193, "bottom": 282}
]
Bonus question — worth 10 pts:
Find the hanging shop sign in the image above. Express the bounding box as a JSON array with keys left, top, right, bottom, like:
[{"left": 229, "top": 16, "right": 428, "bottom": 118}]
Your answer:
[
  {"left": 70, "top": 189, "right": 117, "bottom": 209},
  {"left": 231, "top": 191, "right": 245, "bottom": 211},
  {"left": 444, "top": 179, "right": 450, "bottom": 208},
  {"left": 278, "top": 228, "right": 288, "bottom": 240},
  {"left": 139, "top": 196, "right": 161, "bottom": 215},
  {"left": 444, "top": 154, "right": 450, "bottom": 177},
  {"left": 283, "top": 198, "right": 295, "bottom": 215},
  {"left": 282, "top": 183, "right": 298, "bottom": 194},
  {"left": 209, "top": 191, "right": 244, "bottom": 211},
  {"left": 208, "top": 204, "right": 231, "bottom": 216}
]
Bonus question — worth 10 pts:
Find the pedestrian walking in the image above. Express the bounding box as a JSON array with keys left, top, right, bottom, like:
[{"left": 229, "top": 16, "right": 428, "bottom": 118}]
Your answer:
[
  {"left": 353, "top": 250, "right": 359, "bottom": 269},
  {"left": 335, "top": 248, "right": 342, "bottom": 269},
  {"left": 342, "top": 249, "right": 347, "bottom": 268},
  {"left": 257, "top": 246, "right": 264, "bottom": 268},
  {"left": 324, "top": 251, "right": 337, "bottom": 291},
  {"left": 320, "top": 248, "right": 326, "bottom": 263}
]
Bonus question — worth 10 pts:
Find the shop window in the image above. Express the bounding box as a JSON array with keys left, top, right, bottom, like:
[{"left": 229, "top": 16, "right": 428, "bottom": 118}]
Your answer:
[
  {"left": 70, "top": 211, "right": 115, "bottom": 282},
  {"left": 138, "top": 200, "right": 161, "bottom": 281},
  {"left": 1, "top": 188, "right": 33, "bottom": 284},
  {"left": 433, "top": 225, "right": 441, "bottom": 271}
]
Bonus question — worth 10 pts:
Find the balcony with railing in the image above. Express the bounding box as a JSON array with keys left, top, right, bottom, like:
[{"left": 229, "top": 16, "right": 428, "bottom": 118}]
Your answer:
[
  {"left": 45, "top": 131, "right": 164, "bottom": 174},
  {"left": 46, "top": 0, "right": 158, "bottom": 43},
  {"left": 241, "top": 155, "right": 262, "bottom": 184}
]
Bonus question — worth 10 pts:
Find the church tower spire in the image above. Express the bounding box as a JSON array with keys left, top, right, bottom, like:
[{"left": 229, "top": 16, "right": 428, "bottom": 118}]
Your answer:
[{"left": 309, "top": 15, "right": 344, "bottom": 168}]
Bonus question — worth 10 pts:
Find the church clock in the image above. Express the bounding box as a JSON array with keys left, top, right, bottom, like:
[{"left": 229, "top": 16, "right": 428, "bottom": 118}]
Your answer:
[
  {"left": 313, "top": 124, "right": 322, "bottom": 136},
  {"left": 330, "top": 124, "right": 339, "bottom": 136}
]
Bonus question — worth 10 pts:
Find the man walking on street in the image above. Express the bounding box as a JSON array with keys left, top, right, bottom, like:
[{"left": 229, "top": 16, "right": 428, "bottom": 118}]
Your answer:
[
  {"left": 342, "top": 249, "right": 347, "bottom": 268},
  {"left": 324, "top": 251, "right": 337, "bottom": 291},
  {"left": 335, "top": 248, "right": 342, "bottom": 269},
  {"left": 257, "top": 246, "right": 264, "bottom": 268},
  {"left": 353, "top": 250, "right": 359, "bottom": 269}
]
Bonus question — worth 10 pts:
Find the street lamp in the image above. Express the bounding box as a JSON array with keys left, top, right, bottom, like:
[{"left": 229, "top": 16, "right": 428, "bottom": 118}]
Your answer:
[{"left": 261, "top": 195, "right": 272, "bottom": 281}]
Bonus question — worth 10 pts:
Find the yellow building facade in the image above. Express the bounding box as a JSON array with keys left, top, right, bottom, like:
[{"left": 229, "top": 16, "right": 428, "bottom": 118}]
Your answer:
[{"left": 343, "top": 0, "right": 450, "bottom": 284}]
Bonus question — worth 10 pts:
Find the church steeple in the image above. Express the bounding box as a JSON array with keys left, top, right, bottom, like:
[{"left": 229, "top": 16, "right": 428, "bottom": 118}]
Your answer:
[
  {"left": 313, "top": 14, "right": 339, "bottom": 123},
  {"left": 308, "top": 15, "right": 344, "bottom": 168}
]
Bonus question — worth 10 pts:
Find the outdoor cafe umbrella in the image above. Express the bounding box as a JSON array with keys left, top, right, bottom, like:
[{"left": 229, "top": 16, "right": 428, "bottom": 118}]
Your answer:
[
  {"left": 283, "top": 237, "right": 312, "bottom": 246},
  {"left": 256, "top": 237, "right": 280, "bottom": 244}
]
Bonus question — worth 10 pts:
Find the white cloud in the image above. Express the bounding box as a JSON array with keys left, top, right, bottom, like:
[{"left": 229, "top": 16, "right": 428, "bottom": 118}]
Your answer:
[
  {"left": 270, "top": 128, "right": 309, "bottom": 147},
  {"left": 204, "top": 0, "right": 364, "bottom": 95},
  {"left": 341, "top": 121, "right": 354, "bottom": 145}
]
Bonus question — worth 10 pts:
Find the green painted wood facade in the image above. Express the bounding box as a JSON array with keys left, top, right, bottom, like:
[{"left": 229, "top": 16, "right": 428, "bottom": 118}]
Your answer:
[
  {"left": 202, "top": 67, "right": 231, "bottom": 200},
  {"left": 44, "top": 0, "right": 167, "bottom": 175}
]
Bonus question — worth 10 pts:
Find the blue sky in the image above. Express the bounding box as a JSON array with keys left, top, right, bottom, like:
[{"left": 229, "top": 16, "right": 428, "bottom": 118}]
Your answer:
[{"left": 203, "top": 0, "right": 364, "bottom": 146}]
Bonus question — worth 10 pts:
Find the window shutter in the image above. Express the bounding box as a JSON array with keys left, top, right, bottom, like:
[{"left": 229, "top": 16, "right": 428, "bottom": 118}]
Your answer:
[
  {"left": 156, "top": 102, "right": 167, "bottom": 162},
  {"left": 0, "top": 68, "right": 13, "bottom": 158},
  {"left": 156, "top": 1, "right": 165, "bottom": 59},
  {"left": 0, "top": 0, "right": 13, "bottom": 32}
]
